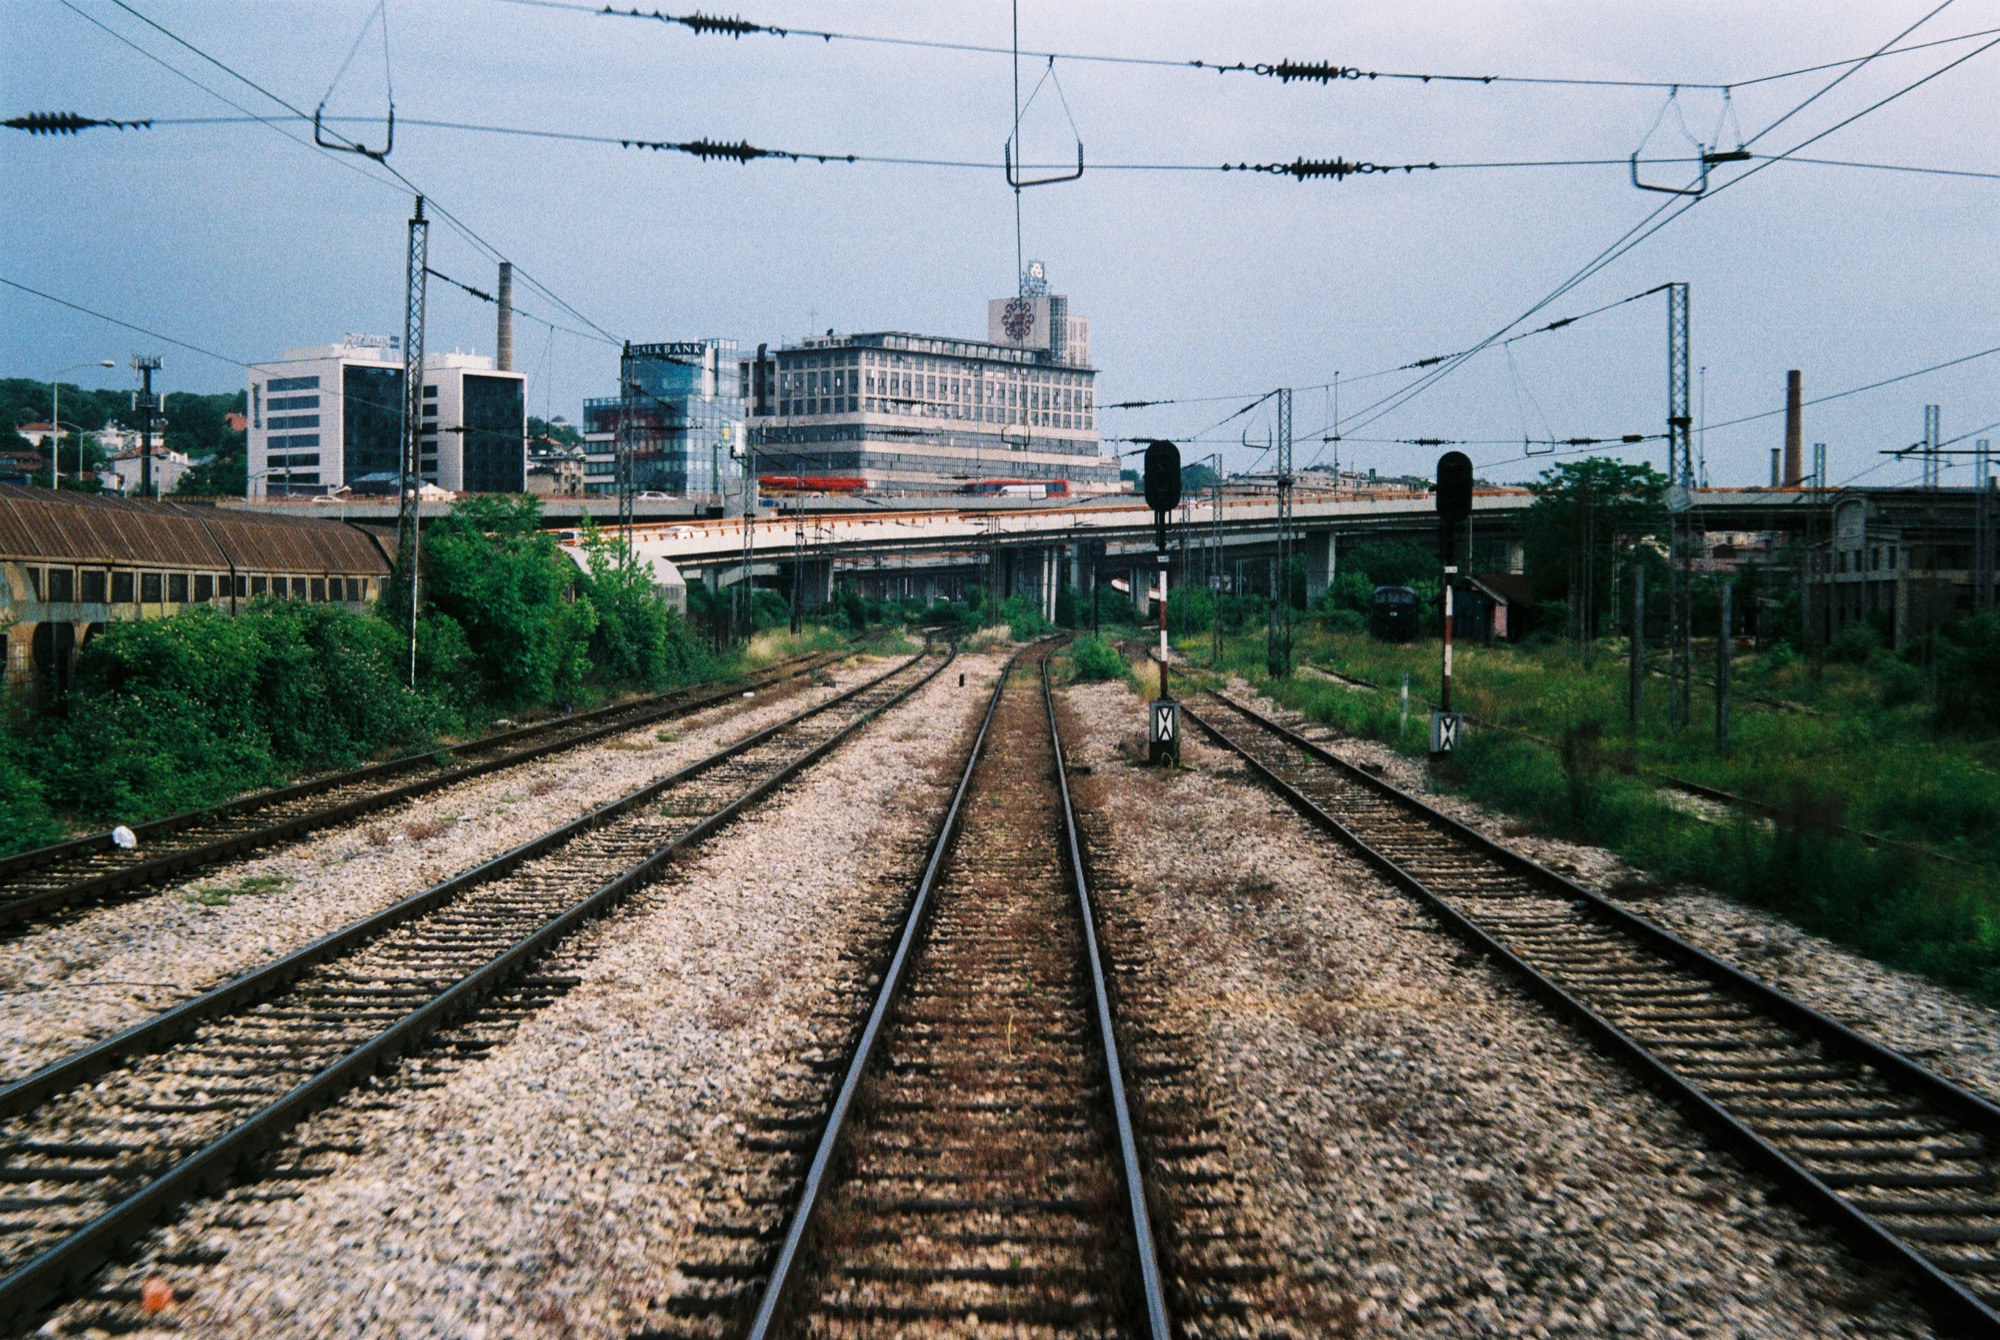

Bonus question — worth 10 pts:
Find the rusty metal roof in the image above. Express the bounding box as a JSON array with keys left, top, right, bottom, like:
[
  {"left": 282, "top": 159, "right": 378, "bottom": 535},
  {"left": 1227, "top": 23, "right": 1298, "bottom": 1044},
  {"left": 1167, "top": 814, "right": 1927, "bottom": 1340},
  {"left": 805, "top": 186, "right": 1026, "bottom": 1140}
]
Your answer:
[{"left": 0, "top": 486, "right": 391, "bottom": 575}]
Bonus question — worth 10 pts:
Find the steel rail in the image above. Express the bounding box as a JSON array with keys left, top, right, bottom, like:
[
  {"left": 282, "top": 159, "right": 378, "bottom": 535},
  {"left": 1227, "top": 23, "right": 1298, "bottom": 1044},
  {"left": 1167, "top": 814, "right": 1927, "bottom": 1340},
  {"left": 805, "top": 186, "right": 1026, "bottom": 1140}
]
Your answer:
[
  {"left": 0, "top": 653, "right": 838, "bottom": 926},
  {"left": 1042, "top": 649, "right": 1172, "bottom": 1339},
  {"left": 0, "top": 648, "right": 930, "bottom": 1124},
  {"left": 0, "top": 646, "right": 948, "bottom": 1329},
  {"left": 743, "top": 643, "right": 1024, "bottom": 1340},
  {"left": 746, "top": 642, "right": 1169, "bottom": 1339},
  {"left": 1189, "top": 689, "right": 2000, "bottom": 1338}
]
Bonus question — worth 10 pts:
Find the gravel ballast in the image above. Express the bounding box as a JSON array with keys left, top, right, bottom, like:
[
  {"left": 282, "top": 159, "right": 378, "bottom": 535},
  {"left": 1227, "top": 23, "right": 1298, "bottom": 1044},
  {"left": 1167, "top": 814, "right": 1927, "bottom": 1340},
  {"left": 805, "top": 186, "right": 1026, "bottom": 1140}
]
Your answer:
[
  {"left": 1061, "top": 677, "right": 1934, "bottom": 1337},
  {"left": 0, "top": 661, "right": 880, "bottom": 1083},
  {"left": 1233, "top": 681, "right": 2000, "bottom": 1111},
  {"left": 39, "top": 649, "right": 1006, "bottom": 1340}
]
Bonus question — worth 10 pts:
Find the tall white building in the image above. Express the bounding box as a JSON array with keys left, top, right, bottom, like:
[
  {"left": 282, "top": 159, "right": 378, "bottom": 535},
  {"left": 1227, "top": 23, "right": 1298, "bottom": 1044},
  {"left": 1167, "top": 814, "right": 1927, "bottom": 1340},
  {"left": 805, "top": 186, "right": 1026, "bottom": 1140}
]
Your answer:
[
  {"left": 246, "top": 338, "right": 526, "bottom": 498},
  {"left": 737, "top": 267, "right": 1118, "bottom": 494}
]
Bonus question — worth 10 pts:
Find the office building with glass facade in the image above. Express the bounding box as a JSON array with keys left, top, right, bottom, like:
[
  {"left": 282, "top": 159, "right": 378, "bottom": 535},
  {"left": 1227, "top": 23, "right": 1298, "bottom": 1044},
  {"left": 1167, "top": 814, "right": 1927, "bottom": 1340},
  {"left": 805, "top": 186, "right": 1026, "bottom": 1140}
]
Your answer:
[
  {"left": 581, "top": 339, "right": 741, "bottom": 498},
  {"left": 247, "top": 341, "right": 525, "bottom": 497},
  {"left": 736, "top": 281, "right": 1119, "bottom": 494}
]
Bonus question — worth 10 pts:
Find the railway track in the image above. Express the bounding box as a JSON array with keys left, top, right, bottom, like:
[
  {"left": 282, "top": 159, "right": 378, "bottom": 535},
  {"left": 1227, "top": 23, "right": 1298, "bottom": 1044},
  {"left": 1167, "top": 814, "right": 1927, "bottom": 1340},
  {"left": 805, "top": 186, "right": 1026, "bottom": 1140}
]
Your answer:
[
  {"left": 0, "top": 646, "right": 946, "bottom": 1331},
  {"left": 659, "top": 645, "right": 1167, "bottom": 1339},
  {"left": 1192, "top": 688, "right": 2000, "bottom": 1337},
  {"left": 0, "top": 652, "right": 837, "bottom": 934}
]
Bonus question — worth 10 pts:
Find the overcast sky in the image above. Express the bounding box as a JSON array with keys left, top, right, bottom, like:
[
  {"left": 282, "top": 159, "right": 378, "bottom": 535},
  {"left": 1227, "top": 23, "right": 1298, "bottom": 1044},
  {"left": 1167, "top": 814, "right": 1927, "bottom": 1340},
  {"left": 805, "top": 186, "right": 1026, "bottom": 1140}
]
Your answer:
[{"left": 2, "top": 0, "right": 1995, "bottom": 488}]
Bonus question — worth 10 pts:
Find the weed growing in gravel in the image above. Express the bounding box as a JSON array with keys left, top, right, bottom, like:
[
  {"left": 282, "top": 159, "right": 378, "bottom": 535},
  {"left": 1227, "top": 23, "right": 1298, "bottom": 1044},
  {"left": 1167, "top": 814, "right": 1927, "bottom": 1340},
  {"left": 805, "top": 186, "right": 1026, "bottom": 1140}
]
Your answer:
[
  {"left": 402, "top": 818, "right": 448, "bottom": 841},
  {"left": 1066, "top": 635, "right": 1131, "bottom": 684},
  {"left": 655, "top": 729, "right": 683, "bottom": 744},
  {"left": 1215, "top": 628, "right": 2000, "bottom": 1005},
  {"left": 184, "top": 874, "right": 289, "bottom": 907}
]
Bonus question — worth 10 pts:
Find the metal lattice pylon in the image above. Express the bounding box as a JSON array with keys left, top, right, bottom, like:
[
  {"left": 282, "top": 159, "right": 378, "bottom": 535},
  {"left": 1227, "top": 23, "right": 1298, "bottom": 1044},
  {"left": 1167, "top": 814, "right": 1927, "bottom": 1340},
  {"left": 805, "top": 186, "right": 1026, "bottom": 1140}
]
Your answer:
[
  {"left": 397, "top": 195, "right": 429, "bottom": 688},
  {"left": 617, "top": 342, "right": 637, "bottom": 555},
  {"left": 1267, "top": 388, "right": 1294, "bottom": 678},
  {"left": 1666, "top": 283, "right": 1692, "bottom": 730}
]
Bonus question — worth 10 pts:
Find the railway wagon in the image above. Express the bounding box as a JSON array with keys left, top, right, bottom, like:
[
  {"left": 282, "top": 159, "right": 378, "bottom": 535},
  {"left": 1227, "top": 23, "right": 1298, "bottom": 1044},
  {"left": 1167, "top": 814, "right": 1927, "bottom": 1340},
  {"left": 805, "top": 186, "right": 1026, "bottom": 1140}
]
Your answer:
[
  {"left": 960, "top": 478, "right": 1070, "bottom": 499},
  {"left": 1370, "top": 584, "right": 1420, "bottom": 641}
]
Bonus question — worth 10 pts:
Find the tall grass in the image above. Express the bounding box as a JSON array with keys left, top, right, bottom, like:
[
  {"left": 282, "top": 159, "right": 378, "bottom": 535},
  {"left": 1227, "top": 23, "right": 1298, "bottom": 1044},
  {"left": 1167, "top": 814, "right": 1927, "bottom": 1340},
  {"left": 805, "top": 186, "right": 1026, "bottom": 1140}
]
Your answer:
[{"left": 1199, "top": 627, "right": 2000, "bottom": 1005}]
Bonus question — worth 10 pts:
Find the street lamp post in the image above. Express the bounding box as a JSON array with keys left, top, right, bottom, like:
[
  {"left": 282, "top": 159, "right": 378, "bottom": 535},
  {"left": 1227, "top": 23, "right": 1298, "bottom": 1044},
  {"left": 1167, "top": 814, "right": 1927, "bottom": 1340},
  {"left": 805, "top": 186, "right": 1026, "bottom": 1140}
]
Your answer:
[{"left": 49, "top": 360, "right": 116, "bottom": 489}]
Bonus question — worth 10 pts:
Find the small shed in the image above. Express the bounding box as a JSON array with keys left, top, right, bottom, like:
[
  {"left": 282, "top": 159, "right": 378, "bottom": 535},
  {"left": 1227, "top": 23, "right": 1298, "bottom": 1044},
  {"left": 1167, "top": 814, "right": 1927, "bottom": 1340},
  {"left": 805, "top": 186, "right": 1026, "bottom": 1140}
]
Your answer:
[
  {"left": 560, "top": 543, "right": 688, "bottom": 614},
  {"left": 1458, "top": 573, "right": 1537, "bottom": 642}
]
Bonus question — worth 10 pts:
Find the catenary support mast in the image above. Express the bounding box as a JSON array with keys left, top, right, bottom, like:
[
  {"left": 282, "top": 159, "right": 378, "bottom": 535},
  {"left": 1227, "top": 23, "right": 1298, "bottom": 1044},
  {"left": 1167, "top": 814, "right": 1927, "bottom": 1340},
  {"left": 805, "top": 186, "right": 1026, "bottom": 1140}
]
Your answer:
[{"left": 397, "top": 195, "right": 429, "bottom": 688}]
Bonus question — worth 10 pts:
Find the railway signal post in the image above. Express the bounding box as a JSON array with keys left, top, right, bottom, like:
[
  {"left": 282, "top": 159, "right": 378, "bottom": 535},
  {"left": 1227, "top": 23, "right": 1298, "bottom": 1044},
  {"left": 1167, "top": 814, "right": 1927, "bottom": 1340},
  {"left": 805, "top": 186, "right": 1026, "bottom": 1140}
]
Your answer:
[
  {"left": 1432, "top": 451, "right": 1472, "bottom": 760},
  {"left": 1144, "top": 439, "right": 1182, "bottom": 765}
]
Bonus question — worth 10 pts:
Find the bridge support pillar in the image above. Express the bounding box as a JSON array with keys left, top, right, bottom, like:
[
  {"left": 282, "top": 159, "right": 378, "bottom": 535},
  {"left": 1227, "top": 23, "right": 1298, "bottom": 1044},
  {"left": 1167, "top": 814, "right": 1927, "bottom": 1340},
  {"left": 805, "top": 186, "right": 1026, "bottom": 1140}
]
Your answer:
[
  {"left": 1504, "top": 539, "right": 1525, "bottom": 574},
  {"left": 1132, "top": 566, "right": 1151, "bottom": 619},
  {"left": 1304, "top": 531, "right": 1336, "bottom": 601},
  {"left": 1042, "top": 547, "right": 1058, "bottom": 625}
]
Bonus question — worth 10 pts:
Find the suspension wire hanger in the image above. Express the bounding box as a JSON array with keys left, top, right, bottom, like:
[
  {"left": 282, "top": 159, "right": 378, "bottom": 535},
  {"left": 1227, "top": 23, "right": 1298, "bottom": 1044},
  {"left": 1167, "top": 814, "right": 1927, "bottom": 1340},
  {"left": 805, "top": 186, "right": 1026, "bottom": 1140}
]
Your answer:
[
  {"left": 1630, "top": 84, "right": 1749, "bottom": 195},
  {"left": 315, "top": 0, "right": 395, "bottom": 160},
  {"left": 1003, "top": 0, "right": 1083, "bottom": 288}
]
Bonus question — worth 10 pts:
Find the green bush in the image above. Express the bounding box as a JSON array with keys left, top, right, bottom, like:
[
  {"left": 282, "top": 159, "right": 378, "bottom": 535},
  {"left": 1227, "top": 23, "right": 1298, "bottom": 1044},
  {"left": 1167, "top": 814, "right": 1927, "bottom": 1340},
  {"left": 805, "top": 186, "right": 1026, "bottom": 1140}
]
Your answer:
[
  {"left": 421, "top": 495, "right": 594, "bottom": 706},
  {"left": 28, "top": 601, "right": 443, "bottom": 831},
  {"left": 1826, "top": 623, "right": 1881, "bottom": 665},
  {"left": 577, "top": 535, "right": 714, "bottom": 689},
  {"left": 999, "top": 594, "right": 1052, "bottom": 640},
  {"left": 1069, "top": 634, "right": 1129, "bottom": 683}
]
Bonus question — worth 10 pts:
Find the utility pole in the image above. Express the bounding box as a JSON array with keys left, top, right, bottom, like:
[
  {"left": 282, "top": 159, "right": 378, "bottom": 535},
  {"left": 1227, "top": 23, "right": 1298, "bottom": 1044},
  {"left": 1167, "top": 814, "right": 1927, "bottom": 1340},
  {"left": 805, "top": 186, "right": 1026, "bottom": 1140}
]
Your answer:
[
  {"left": 790, "top": 494, "right": 805, "bottom": 635},
  {"left": 1267, "top": 388, "right": 1294, "bottom": 678},
  {"left": 738, "top": 432, "right": 756, "bottom": 643},
  {"left": 1923, "top": 405, "right": 1942, "bottom": 490},
  {"left": 1665, "top": 282, "right": 1693, "bottom": 731},
  {"left": 1716, "top": 580, "right": 1732, "bottom": 752},
  {"left": 397, "top": 195, "right": 429, "bottom": 688},
  {"left": 1210, "top": 455, "right": 1224, "bottom": 666},
  {"left": 1628, "top": 563, "right": 1645, "bottom": 735},
  {"left": 131, "top": 355, "right": 161, "bottom": 498},
  {"left": 1977, "top": 439, "right": 1994, "bottom": 615}
]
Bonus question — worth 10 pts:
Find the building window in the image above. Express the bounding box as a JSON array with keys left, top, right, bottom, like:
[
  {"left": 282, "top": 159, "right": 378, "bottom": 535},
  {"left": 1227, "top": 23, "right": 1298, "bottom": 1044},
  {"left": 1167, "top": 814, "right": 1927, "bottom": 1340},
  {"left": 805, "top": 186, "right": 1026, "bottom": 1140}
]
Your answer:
[
  {"left": 251, "top": 576, "right": 268, "bottom": 596},
  {"left": 46, "top": 568, "right": 74, "bottom": 602},
  {"left": 311, "top": 577, "right": 327, "bottom": 602},
  {"left": 80, "top": 570, "right": 106, "bottom": 603},
  {"left": 167, "top": 573, "right": 189, "bottom": 603},
  {"left": 111, "top": 571, "right": 134, "bottom": 603},
  {"left": 235, "top": 575, "right": 249, "bottom": 598},
  {"left": 268, "top": 395, "right": 320, "bottom": 411},
  {"left": 141, "top": 572, "right": 163, "bottom": 602},
  {"left": 292, "top": 577, "right": 310, "bottom": 599},
  {"left": 268, "top": 375, "right": 321, "bottom": 392},
  {"left": 269, "top": 415, "right": 321, "bottom": 430},
  {"left": 194, "top": 574, "right": 215, "bottom": 602}
]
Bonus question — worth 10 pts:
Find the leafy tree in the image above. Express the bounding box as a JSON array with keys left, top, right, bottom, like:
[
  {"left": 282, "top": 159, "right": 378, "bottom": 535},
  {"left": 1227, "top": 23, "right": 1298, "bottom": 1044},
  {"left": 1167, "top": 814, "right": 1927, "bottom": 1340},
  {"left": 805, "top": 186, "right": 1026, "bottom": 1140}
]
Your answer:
[
  {"left": 1522, "top": 457, "right": 1666, "bottom": 641},
  {"left": 420, "top": 495, "right": 595, "bottom": 706},
  {"left": 529, "top": 415, "right": 583, "bottom": 447},
  {"left": 163, "top": 390, "right": 246, "bottom": 458},
  {"left": 1342, "top": 541, "right": 1441, "bottom": 589},
  {"left": 174, "top": 438, "right": 248, "bottom": 496},
  {"left": 1181, "top": 460, "right": 1218, "bottom": 493}
]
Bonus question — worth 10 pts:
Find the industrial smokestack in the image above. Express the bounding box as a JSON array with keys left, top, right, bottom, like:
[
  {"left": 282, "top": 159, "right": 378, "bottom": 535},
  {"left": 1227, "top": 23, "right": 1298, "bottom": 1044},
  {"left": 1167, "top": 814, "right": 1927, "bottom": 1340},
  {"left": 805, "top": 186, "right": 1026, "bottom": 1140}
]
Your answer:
[
  {"left": 1783, "top": 369, "right": 1802, "bottom": 486},
  {"left": 496, "top": 261, "right": 514, "bottom": 372}
]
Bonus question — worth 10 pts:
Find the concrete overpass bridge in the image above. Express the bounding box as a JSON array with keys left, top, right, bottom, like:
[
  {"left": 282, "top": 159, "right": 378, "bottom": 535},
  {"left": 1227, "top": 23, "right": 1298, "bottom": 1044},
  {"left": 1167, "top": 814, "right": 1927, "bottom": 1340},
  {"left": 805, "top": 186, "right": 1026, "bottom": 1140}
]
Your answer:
[
  {"left": 221, "top": 486, "right": 1828, "bottom": 618},
  {"left": 608, "top": 488, "right": 1827, "bottom": 618}
]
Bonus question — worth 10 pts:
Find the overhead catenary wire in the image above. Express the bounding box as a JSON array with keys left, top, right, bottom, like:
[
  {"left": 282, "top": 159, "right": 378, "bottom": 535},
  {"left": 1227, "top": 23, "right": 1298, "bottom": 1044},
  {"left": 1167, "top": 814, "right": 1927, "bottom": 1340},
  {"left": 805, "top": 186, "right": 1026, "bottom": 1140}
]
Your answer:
[
  {"left": 1310, "top": 5, "right": 1991, "bottom": 451},
  {"left": 87, "top": 0, "right": 624, "bottom": 349},
  {"left": 0, "top": 274, "right": 247, "bottom": 369},
  {"left": 480, "top": 0, "right": 2000, "bottom": 97},
  {"left": 22, "top": 107, "right": 2000, "bottom": 187}
]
